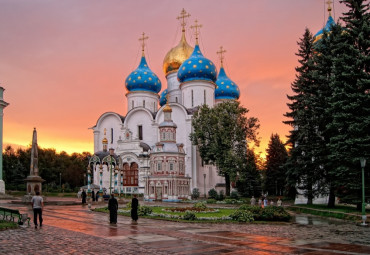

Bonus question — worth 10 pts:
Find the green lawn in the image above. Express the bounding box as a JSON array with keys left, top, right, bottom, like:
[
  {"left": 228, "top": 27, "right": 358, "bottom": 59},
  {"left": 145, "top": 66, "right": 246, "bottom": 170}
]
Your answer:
[
  {"left": 290, "top": 204, "right": 369, "bottom": 214},
  {"left": 150, "top": 206, "right": 235, "bottom": 218}
]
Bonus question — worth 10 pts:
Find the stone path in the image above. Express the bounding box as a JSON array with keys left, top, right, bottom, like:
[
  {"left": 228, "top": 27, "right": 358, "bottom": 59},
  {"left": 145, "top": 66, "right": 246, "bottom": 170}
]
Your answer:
[{"left": 0, "top": 201, "right": 370, "bottom": 254}]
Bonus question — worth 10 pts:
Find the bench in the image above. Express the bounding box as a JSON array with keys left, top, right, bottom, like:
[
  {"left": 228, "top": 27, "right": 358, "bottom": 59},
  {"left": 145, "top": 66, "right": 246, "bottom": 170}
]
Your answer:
[{"left": 0, "top": 207, "right": 31, "bottom": 225}]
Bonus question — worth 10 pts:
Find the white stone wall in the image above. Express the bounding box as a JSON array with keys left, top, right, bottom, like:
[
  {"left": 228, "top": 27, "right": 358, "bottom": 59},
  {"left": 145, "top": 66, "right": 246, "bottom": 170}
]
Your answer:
[
  {"left": 93, "top": 113, "right": 123, "bottom": 153},
  {"left": 181, "top": 81, "right": 215, "bottom": 109},
  {"left": 126, "top": 91, "right": 159, "bottom": 113},
  {"left": 166, "top": 72, "right": 182, "bottom": 104}
]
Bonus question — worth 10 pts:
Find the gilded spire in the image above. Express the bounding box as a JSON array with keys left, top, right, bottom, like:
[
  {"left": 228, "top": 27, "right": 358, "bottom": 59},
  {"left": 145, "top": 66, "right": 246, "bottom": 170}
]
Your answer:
[
  {"left": 190, "top": 19, "right": 202, "bottom": 45},
  {"left": 139, "top": 32, "right": 149, "bottom": 57},
  {"left": 217, "top": 46, "right": 227, "bottom": 68},
  {"left": 102, "top": 128, "right": 108, "bottom": 144},
  {"left": 326, "top": 0, "right": 333, "bottom": 16},
  {"left": 163, "top": 93, "right": 172, "bottom": 112},
  {"left": 177, "top": 8, "right": 191, "bottom": 33}
]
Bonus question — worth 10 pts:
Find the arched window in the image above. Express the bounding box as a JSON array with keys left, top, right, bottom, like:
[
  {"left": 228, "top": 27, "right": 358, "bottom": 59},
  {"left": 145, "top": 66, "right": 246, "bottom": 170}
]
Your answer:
[
  {"left": 143, "top": 100, "right": 145, "bottom": 108},
  {"left": 123, "top": 163, "right": 130, "bottom": 185},
  {"left": 191, "top": 90, "right": 194, "bottom": 107}
]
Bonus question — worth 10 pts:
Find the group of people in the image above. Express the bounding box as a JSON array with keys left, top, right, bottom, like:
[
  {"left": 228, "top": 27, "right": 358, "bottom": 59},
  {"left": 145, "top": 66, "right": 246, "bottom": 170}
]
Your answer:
[
  {"left": 108, "top": 194, "right": 139, "bottom": 224},
  {"left": 250, "top": 196, "right": 283, "bottom": 208},
  {"left": 79, "top": 189, "right": 101, "bottom": 204}
]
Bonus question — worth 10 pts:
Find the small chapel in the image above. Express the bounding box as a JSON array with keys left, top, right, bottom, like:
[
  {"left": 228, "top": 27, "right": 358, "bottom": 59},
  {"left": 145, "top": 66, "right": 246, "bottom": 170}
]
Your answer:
[{"left": 89, "top": 9, "right": 240, "bottom": 201}]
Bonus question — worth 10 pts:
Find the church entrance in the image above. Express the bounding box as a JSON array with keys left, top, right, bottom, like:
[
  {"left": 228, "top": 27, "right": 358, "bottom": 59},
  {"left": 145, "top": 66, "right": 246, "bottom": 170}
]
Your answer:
[{"left": 156, "top": 187, "right": 162, "bottom": 200}]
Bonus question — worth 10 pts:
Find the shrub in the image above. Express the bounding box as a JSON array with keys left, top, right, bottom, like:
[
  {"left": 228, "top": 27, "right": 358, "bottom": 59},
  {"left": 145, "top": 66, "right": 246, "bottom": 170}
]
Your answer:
[
  {"left": 191, "top": 188, "right": 200, "bottom": 200},
  {"left": 194, "top": 201, "right": 207, "bottom": 210},
  {"left": 206, "top": 199, "right": 217, "bottom": 204},
  {"left": 183, "top": 211, "right": 196, "bottom": 220},
  {"left": 230, "top": 191, "right": 239, "bottom": 199},
  {"left": 218, "top": 190, "right": 225, "bottom": 201},
  {"left": 230, "top": 210, "right": 254, "bottom": 222},
  {"left": 126, "top": 202, "right": 132, "bottom": 209},
  {"left": 208, "top": 189, "right": 218, "bottom": 199},
  {"left": 224, "top": 198, "right": 239, "bottom": 204},
  {"left": 138, "top": 206, "right": 153, "bottom": 216}
]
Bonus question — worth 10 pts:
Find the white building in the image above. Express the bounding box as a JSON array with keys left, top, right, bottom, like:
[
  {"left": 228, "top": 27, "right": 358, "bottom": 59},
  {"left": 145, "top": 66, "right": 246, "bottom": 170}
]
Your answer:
[{"left": 89, "top": 10, "right": 240, "bottom": 200}]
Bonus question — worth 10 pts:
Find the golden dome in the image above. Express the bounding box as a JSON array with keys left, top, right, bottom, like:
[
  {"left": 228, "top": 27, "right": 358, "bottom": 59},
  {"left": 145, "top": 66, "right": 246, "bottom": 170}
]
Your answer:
[
  {"left": 163, "top": 32, "right": 193, "bottom": 76},
  {"left": 102, "top": 137, "right": 108, "bottom": 144},
  {"left": 163, "top": 103, "right": 172, "bottom": 112}
]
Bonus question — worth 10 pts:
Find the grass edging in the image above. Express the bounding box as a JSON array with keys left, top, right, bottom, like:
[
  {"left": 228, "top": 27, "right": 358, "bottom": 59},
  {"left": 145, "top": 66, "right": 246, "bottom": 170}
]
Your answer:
[
  {"left": 0, "top": 220, "right": 18, "bottom": 231},
  {"left": 287, "top": 206, "right": 362, "bottom": 222}
]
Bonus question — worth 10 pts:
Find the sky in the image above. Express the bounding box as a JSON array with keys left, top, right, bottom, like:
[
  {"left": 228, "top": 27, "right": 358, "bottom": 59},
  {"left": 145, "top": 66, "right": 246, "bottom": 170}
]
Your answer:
[{"left": 0, "top": 0, "right": 346, "bottom": 157}]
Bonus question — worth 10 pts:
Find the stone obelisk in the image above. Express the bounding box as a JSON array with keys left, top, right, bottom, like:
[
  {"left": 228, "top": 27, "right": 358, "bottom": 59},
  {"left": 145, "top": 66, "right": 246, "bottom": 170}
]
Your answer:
[
  {"left": 0, "top": 87, "right": 9, "bottom": 194},
  {"left": 23, "top": 128, "right": 45, "bottom": 201}
]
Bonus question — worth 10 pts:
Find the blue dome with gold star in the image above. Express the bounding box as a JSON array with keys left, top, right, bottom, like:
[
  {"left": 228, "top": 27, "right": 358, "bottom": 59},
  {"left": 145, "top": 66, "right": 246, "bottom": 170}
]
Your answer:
[
  {"left": 125, "top": 56, "right": 161, "bottom": 93},
  {"left": 314, "top": 15, "right": 335, "bottom": 42},
  {"left": 159, "top": 89, "right": 168, "bottom": 106},
  {"left": 177, "top": 45, "right": 217, "bottom": 83},
  {"left": 215, "top": 67, "right": 240, "bottom": 100}
]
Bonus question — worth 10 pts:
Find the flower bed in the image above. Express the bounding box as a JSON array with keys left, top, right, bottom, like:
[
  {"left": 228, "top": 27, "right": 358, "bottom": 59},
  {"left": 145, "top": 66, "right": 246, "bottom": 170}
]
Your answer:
[{"left": 163, "top": 207, "right": 217, "bottom": 213}]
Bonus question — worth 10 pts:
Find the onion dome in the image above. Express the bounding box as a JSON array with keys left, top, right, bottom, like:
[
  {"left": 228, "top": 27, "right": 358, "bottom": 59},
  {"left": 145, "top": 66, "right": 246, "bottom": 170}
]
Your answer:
[
  {"left": 314, "top": 2, "right": 336, "bottom": 43},
  {"left": 177, "top": 44, "right": 217, "bottom": 83},
  {"left": 215, "top": 67, "right": 240, "bottom": 100},
  {"left": 163, "top": 32, "right": 194, "bottom": 76},
  {"left": 159, "top": 89, "right": 168, "bottom": 106},
  {"left": 125, "top": 56, "right": 161, "bottom": 93}
]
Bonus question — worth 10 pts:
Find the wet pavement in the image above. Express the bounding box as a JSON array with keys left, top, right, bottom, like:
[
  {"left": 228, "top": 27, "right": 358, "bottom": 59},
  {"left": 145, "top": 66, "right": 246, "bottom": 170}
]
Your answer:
[{"left": 1, "top": 199, "right": 370, "bottom": 254}]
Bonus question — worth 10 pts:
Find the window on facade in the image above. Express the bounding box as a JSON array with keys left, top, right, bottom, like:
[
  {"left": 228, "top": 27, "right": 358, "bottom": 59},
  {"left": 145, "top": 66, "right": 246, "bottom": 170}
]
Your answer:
[
  {"left": 111, "top": 128, "right": 113, "bottom": 144},
  {"left": 169, "top": 163, "right": 174, "bottom": 171},
  {"left": 143, "top": 100, "right": 145, "bottom": 108},
  {"left": 204, "top": 90, "right": 206, "bottom": 104},
  {"left": 123, "top": 162, "right": 138, "bottom": 186},
  {"left": 157, "top": 162, "right": 162, "bottom": 171},
  {"left": 176, "top": 97, "right": 178, "bottom": 103},
  {"left": 138, "top": 125, "right": 143, "bottom": 140},
  {"left": 191, "top": 90, "right": 194, "bottom": 107},
  {"left": 162, "top": 132, "right": 165, "bottom": 140}
]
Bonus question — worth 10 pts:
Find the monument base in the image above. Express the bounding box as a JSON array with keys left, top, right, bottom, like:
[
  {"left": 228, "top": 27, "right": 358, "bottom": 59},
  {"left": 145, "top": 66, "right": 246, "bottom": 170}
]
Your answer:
[{"left": 0, "top": 180, "right": 5, "bottom": 194}]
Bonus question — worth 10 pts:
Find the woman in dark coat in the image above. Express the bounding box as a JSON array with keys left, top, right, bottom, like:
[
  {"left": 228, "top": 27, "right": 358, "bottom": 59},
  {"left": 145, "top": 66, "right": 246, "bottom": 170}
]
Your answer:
[
  {"left": 81, "top": 190, "right": 87, "bottom": 204},
  {"left": 108, "top": 194, "right": 118, "bottom": 224},
  {"left": 131, "top": 194, "right": 139, "bottom": 222}
]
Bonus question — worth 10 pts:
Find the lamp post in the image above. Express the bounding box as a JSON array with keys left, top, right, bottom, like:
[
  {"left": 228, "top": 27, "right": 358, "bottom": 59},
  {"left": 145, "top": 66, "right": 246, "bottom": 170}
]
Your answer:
[
  {"left": 360, "top": 158, "right": 367, "bottom": 226},
  {"left": 203, "top": 173, "right": 206, "bottom": 198},
  {"left": 109, "top": 148, "right": 114, "bottom": 195}
]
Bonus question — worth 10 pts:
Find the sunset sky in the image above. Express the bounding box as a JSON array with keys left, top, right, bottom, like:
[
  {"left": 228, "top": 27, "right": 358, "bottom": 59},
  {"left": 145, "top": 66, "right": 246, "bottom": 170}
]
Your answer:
[{"left": 0, "top": 0, "right": 346, "bottom": 157}]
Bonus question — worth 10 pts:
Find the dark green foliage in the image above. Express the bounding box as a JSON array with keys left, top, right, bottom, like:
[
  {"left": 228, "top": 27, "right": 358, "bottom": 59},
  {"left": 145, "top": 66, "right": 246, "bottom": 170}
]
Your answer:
[
  {"left": 235, "top": 149, "right": 262, "bottom": 197},
  {"left": 237, "top": 205, "right": 291, "bottom": 221},
  {"left": 264, "top": 134, "right": 288, "bottom": 196},
  {"left": 182, "top": 211, "right": 196, "bottom": 220},
  {"left": 208, "top": 188, "right": 218, "bottom": 199},
  {"left": 138, "top": 206, "right": 153, "bottom": 216},
  {"left": 190, "top": 101, "right": 260, "bottom": 196},
  {"left": 230, "top": 190, "right": 239, "bottom": 199},
  {"left": 229, "top": 210, "right": 254, "bottom": 222},
  {"left": 3, "top": 145, "right": 91, "bottom": 191},
  {"left": 206, "top": 199, "right": 217, "bottom": 204},
  {"left": 193, "top": 202, "right": 207, "bottom": 209},
  {"left": 218, "top": 190, "right": 225, "bottom": 201},
  {"left": 191, "top": 188, "right": 200, "bottom": 200}
]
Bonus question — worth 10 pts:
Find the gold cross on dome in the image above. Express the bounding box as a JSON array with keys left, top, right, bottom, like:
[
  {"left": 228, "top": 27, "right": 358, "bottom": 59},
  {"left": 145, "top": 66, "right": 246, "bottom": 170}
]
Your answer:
[
  {"left": 139, "top": 32, "right": 149, "bottom": 56},
  {"left": 217, "top": 46, "right": 227, "bottom": 67},
  {"left": 326, "top": 0, "right": 333, "bottom": 16},
  {"left": 177, "top": 8, "right": 191, "bottom": 32},
  {"left": 190, "top": 19, "right": 202, "bottom": 45}
]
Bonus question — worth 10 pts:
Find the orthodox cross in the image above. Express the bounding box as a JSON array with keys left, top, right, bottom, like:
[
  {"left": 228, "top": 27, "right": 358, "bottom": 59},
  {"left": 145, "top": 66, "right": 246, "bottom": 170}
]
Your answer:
[
  {"left": 177, "top": 8, "right": 190, "bottom": 32},
  {"left": 139, "top": 32, "right": 149, "bottom": 56},
  {"left": 217, "top": 46, "right": 227, "bottom": 67},
  {"left": 190, "top": 19, "right": 202, "bottom": 45},
  {"left": 326, "top": 0, "right": 332, "bottom": 16}
]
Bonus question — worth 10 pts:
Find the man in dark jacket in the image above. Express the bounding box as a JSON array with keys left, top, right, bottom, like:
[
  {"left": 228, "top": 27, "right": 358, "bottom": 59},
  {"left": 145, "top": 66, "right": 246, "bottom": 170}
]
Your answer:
[{"left": 108, "top": 194, "right": 118, "bottom": 224}]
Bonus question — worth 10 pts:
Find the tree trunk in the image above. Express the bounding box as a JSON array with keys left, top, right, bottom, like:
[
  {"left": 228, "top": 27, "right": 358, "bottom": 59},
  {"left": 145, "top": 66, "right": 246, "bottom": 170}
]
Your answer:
[
  {"left": 307, "top": 179, "right": 313, "bottom": 205},
  {"left": 327, "top": 185, "right": 336, "bottom": 208},
  {"left": 225, "top": 173, "right": 231, "bottom": 197}
]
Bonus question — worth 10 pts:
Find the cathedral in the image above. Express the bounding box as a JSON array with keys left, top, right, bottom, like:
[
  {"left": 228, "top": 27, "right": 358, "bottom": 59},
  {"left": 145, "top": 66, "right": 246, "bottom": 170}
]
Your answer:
[{"left": 88, "top": 9, "right": 240, "bottom": 201}]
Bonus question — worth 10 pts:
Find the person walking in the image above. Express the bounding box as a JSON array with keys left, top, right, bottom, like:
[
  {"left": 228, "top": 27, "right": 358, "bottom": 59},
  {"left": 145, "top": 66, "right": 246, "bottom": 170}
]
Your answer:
[
  {"left": 92, "top": 190, "right": 96, "bottom": 202},
  {"left": 108, "top": 194, "right": 118, "bottom": 224},
  {"left": 131, "top": 194, "right": 139, "bottom": 222},
  {"left": 81, "top": 190, "right": 87, "bottom": 204},
  {"left": 263, "top": 197, "right": 268, "bottom": 207},
  {"left": 31, "top": 191, "right": 44, "bottom": 229}
]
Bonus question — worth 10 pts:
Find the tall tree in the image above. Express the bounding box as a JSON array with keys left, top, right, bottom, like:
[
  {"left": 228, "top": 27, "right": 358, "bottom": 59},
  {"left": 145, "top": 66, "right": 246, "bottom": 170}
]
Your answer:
[
  {"left": 236, "top": 149, "right": 262, "bottom": 197},
  {"left": 326, "top": 0, "right": 370, "bottom": 206},
  {"left": 190, "top": 100, "right": 260, "bottom": 196},
  {"left": 264, "top": 134, "right": 288, "bottom": 196},
  {"left": 284, "top": 28, "right": 321, "bottom": 204}
]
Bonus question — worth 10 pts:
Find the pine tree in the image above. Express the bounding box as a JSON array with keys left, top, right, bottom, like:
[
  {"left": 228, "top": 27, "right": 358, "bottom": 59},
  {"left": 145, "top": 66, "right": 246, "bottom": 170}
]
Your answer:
[
  {"left": 284, "top": 28, "right": 323, "bottom": 204},
  {"left": 264, "top": 134, "right": 288, "bottom": 196},
  {"left": 326, "top": 0, "right": 370, "bottom": 206}
]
